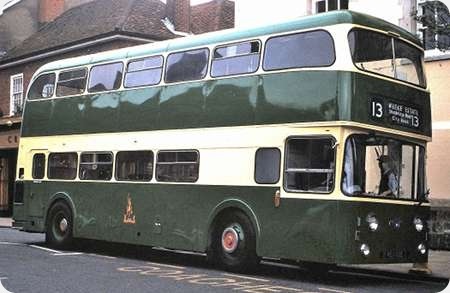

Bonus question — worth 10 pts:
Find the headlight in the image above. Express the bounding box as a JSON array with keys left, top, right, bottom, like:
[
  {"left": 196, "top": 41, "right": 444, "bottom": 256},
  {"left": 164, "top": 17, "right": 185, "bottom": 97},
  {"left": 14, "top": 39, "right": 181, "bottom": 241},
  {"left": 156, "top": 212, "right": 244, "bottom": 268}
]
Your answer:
[
  {"left": 418, "top": 243, "right": 427, "bottom": 255},
  {"left": 360, "top": 244, "right": 370, "bottom": 256},
  {"left": 366, "top": 213, "right": 379, "bottom": 231},
  {"left": 413, "top": 217, "right": 424, "bottom": 232}
]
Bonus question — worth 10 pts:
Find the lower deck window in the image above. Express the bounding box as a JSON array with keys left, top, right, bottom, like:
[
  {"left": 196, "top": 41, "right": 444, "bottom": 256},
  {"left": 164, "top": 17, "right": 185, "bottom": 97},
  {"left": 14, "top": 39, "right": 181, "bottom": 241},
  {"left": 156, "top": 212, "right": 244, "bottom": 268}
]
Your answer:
[
  {"left": 79, "top": 152, "right": 113, "bottom": 181},
  {"left": 116, "top": 151, "right": 153, "bottom": 181},
  {"left": 32, "top": 153, "right": 46, "bottom": 179},
  {"left": 284, "top": 137, "right": 335, "bottom": 193},
  {"left": 255, "top": 148, "right": 281, "bottom": 184},
  {"left": 48, "top": 153, "right": 78, "bottom": 179},
  {"left": 156, "top": 150, "right": 199, "bottom": 182}
]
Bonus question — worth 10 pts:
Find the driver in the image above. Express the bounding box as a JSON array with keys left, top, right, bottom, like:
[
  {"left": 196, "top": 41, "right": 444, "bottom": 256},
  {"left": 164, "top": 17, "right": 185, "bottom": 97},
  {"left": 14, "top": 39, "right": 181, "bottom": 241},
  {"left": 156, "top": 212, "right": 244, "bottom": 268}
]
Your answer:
[{"left": 378, "top": 155, "right": 398, "bottom": 197}]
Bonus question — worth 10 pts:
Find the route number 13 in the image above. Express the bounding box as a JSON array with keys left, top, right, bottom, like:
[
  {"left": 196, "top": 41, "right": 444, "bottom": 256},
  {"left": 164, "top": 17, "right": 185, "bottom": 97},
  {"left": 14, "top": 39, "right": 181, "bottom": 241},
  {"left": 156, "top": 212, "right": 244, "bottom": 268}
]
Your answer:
[{"left": 371, "top": 101, "right": 383, "bottom": 118}]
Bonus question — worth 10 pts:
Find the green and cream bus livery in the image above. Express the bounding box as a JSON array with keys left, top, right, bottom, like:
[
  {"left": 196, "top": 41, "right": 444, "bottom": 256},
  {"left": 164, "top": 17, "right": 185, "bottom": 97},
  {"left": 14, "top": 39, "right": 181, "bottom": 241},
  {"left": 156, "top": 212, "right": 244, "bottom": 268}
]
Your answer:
[{"left": 14, "top": 11, "right": 431, "bottom": 272}]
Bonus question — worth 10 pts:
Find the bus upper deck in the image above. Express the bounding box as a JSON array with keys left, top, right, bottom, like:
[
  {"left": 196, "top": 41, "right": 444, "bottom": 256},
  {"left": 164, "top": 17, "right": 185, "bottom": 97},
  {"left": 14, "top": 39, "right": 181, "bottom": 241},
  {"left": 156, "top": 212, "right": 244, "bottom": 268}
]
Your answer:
[{"left": 22, "top": 10, "right": 430, "bottom": 139}]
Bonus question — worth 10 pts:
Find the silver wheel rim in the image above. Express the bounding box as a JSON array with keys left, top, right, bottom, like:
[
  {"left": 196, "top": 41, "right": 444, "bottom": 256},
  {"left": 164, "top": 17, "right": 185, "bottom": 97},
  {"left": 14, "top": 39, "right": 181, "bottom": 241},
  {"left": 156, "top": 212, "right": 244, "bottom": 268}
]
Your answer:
[
  {"left": 221, "top": 224, "right": 243, "bottom": 253},
  {"left": 59, "top": 218, "right": 68, "bottom": 233}
]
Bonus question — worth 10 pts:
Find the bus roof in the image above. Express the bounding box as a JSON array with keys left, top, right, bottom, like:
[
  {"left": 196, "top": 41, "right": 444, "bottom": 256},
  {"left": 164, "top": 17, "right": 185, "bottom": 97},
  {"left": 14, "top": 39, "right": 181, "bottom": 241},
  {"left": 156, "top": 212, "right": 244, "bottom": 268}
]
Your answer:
[{"left": 37, "top": 10, "right": 422, "bottom": 75}]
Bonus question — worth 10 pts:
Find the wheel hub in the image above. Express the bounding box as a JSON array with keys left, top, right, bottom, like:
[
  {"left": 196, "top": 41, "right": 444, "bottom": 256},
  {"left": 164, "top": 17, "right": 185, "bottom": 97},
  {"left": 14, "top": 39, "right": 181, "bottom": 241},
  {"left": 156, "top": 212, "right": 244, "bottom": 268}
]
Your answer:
[
  {"left": 59, "top": 218, "right": 68, "bottom": 233},
  {"left": 221, "top": 226, "right": 241, "bottom": 253}
]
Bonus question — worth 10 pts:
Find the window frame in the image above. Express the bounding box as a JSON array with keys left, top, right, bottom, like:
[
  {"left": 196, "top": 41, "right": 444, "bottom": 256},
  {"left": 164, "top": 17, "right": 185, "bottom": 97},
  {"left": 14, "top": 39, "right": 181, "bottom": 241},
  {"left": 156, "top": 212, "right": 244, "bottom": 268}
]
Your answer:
[
  {"left": 254, "top": 147, "right": 281, "bottom": 184},
  {"left": 10, "top": 73, "right": 24, "bottom": 116},
  {"left": 211, "top": 39, "right": 262, "bottom": 78},
  {"left": 115, "top": 150, "right": 154, "bottom": 182},
  {"left": 262, "top": 29, "right": 336, "bottom": 72},
  {"left": 32, "top": 153, "right": 46, "bottom": 180},
  {"left": 124, "top": 55, "right": 164, "bottom": 89},
  {"left": 164, "top": 47, "right": 210, "bottom": 84},
  {"left": 27, "top": 72, "right": 56, "bottom": 101},
  {"left": 79, "top": 151, "right": 114, "bottom": 181},
  {"left": 87, "top": 61, "right": 124, "bottom": 93},
  {"left": 340, "top": 133, "right": 427, "bottom": 202},
  {"left": 347, "top": 28, "right": 427, "bottom": 89},
  {"left": 56, "top": 67, "right": 88, "bottom": 97},
  {"left": 155, "top": 150, "right": 200, "bottom": 183},
  {"left": 47, "top": 152, "right": 78, "bottom": 180},
  {"left": 283, "top": 135, "right": 337, "bottom": 194}
]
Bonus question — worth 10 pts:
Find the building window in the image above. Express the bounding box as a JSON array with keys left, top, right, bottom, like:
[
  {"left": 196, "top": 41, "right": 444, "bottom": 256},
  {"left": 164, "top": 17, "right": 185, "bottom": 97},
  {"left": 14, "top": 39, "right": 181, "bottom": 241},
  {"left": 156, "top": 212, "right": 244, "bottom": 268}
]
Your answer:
[
  {"left": 156, "top": 150, "right": 199, "bottom": 182},
  {"left": 10, "top": 73, "right": 23, "bottom": 116},
  {"left": 315, "top": 0, "right": 348, "bottom": 13},
  {"left": 418, "top": 1, "right": 450, "bottom": 50},
  {"left": 284, "top": 137, "right": 335, "bottom": 193}
]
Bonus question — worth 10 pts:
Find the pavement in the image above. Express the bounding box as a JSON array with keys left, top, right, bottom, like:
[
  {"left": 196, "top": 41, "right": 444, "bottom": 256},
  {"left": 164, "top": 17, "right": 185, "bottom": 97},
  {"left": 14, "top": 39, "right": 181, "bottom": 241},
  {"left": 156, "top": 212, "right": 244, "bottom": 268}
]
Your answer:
[
  {"left": 1, "top": 217, "right": 449, "bottom": 282},
  {"left": 0, "top": 217, "right": 11, "bottom": 228}
]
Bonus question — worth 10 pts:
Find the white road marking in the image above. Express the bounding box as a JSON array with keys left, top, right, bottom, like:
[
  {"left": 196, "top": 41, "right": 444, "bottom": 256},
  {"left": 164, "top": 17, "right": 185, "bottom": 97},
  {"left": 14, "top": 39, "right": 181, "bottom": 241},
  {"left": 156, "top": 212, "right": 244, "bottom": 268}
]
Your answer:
[
  {"left": 319, "top": 287, "right": 352, "bottom": 293},
  {"left": 52, "top": 252, "right": 83, "bottom": 256},
  {"left": 0, "top": 242, "right": 22, "bottom": 246},
  {"left": 146, "top": 262, "right": 185, "bottom": 270},
  {"left": 0, "top": 279, "right": 13, "bottom": 293},
  {"left": 222, "top": 273, "right": 270, "bottom": 282},
  {"left": 28, "top": 245, "right": 62, "bottom": 254}
]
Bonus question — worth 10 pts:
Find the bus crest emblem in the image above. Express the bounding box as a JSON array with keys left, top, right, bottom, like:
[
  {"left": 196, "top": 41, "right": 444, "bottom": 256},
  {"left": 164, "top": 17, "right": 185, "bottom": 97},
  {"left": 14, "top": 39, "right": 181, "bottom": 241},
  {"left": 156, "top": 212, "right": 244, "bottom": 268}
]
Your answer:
[{"left": 123, "top": 193, "right": 136, "bottom": 224}]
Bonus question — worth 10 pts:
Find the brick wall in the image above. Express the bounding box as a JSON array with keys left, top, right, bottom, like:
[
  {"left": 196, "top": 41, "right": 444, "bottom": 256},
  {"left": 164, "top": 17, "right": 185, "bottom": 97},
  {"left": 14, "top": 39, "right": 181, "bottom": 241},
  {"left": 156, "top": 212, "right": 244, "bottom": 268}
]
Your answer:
[{"left": 39, "top": 0, "right": 65, "bottom": 24}]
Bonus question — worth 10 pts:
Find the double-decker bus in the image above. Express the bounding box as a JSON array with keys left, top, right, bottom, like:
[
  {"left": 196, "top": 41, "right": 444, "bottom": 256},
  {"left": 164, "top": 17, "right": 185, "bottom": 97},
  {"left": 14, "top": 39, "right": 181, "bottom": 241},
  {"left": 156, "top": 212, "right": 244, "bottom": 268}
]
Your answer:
[{"left": 13, "top": 10, "right": 431, "bottom": 272}]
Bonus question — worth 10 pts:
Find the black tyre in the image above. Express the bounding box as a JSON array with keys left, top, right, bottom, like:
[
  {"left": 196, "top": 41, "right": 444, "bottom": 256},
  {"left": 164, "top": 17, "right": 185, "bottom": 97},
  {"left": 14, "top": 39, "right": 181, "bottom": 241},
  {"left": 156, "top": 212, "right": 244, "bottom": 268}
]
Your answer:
[
  {"left": 210, "top": 211, "right": 259, "bottom": 272},
  {"left": 46, "top": 201, "right": 73, "bottom": 249}
]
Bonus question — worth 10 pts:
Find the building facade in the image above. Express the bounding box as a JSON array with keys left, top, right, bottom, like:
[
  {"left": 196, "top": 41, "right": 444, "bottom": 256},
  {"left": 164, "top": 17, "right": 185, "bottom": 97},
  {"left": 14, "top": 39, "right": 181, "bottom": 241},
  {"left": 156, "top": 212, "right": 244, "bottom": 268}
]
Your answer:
[{"left": 0, "top": 0, "right": 234, "bottom": 215}]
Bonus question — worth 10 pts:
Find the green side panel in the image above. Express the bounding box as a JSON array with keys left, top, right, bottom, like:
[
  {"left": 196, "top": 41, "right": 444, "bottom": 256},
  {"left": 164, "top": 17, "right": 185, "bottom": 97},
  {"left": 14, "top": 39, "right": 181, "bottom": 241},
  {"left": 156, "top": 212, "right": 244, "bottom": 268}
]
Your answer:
[
  {"left": 17, "top": 181, "right": 338, "bottom": 263},
  {"left": 22, "top": 71, "right": 339, "bottom": 136},
  {"left": 257, "top": 72, "right": 338, "bottom": 123},
  {"left": 21, "top": 71, "right": 430, "bottom": 137},
  {"left": 203, "top": 77, "right": 257, "bottom": 127},
  {"left": 159, "top": 82, "right": 205, "bottom": 129},
  {"left": 117, "top": 87, "right": 161, "bottom": 132},
  {"left": 335, "top": 201, "right": 429, "bottom": 264},
  {"left": 15, "top": 181, "right": 429, "bottom": 264}
]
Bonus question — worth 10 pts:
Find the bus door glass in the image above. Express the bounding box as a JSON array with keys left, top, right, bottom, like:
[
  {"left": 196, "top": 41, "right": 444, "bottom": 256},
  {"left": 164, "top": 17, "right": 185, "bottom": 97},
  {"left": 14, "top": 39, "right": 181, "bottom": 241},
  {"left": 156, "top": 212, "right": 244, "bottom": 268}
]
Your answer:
[{"left": 28, "top": 150, "right": 48, "bottom": 217}]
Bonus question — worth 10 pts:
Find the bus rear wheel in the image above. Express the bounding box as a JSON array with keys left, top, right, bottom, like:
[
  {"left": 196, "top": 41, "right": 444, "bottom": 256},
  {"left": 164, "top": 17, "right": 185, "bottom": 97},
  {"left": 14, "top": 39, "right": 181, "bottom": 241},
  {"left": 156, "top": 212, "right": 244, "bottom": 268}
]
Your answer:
[
  {"left": 46, "top": 201, "right": 73, "bottom": 249},
  {"left": 210, "top": 211, "right": 258, "bottom": 272}
]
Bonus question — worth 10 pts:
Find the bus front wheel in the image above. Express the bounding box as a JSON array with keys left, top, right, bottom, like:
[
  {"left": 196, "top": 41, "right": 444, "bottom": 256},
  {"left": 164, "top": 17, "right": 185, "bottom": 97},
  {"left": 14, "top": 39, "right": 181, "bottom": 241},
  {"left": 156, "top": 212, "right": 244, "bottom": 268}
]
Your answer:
[
  {"left": 46, "top": 201, "right": 73, "bottom": 249},
  {"left": 210, "top": 211, "right": 258, "bottom": 272}
]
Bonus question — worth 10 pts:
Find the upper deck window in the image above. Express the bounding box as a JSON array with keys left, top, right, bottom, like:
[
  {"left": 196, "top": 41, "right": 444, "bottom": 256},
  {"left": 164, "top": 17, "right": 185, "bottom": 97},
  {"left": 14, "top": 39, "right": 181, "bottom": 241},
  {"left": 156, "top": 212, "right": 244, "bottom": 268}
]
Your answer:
[
  {"left": 124, "top": 56, "right": 163, "bottom": 88},
  {"left": 165, "top": 48, "right": 209, "bottom": 83},
  {"left": 88, "top": 62, "right": 123, "bottom": 93},
  {"left": 211, "top": 41, "right": 260, "bottom": 77},
  {"left": 56, "top": 68, "right": 87, "bottom": 97},
  {"left": 348, "top": 29, "right": 426, "bottom": 87},
  {"left": 28, "top": 73, "right": 56, "bottom": 100},
  {"left": 263, "top": 30, "right": 335, "bottom": 71}
]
